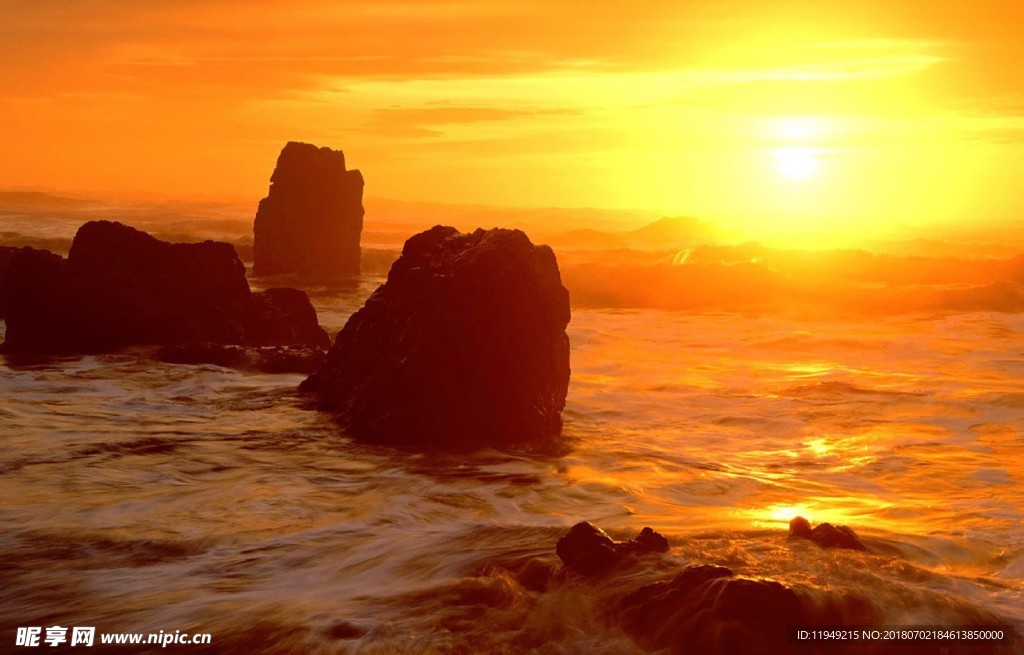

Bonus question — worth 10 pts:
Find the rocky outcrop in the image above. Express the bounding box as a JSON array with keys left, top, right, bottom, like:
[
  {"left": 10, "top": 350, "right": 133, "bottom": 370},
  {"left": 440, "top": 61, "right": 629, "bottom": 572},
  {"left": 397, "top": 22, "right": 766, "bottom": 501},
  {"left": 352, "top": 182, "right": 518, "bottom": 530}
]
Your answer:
[
  {"left": 789, "top": 516, "right": 867, "bottom": 551},
  {"left": 253, "top": 141, "right": 364, "bottom": 279},
  {"left": 556, "top": 522, "right": 669, "bottom": 575},
  {"left": 242, "top": 287, "right": 330, "bottom": 348},
  {"left": 1, "top": 220, "right": 329, "bottom": 354},
  {"left": 0, "top": 246, "right": 49, "bottom": 320},
  {"left": 302, "top": 225, "right": 571, "bottom": 449}
]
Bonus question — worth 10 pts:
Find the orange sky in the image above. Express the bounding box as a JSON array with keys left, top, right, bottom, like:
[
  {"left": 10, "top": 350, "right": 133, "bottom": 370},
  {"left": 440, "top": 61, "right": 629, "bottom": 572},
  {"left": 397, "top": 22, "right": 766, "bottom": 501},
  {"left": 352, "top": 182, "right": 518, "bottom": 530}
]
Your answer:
[{"left": 2, "top": 1, "right": 1023, "bottom": 244}]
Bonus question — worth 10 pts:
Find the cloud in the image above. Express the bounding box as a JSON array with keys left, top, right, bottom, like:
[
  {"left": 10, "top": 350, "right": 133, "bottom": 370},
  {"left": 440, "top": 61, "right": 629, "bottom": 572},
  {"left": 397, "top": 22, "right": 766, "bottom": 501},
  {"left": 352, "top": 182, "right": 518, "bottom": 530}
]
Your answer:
[
  {"left": 356, "top": 105, "right": 581, "bottom": 138},
  {"left": 2, "top": 0, "right": 1023, "bottom": 212}
]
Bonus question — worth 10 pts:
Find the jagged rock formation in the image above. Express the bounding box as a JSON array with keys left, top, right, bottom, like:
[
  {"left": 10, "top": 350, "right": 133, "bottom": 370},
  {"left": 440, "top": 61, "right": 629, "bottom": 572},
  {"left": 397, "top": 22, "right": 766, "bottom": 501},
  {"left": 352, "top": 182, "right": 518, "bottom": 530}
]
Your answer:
[
  {"left": 253, "top": 141, "right": 364, "bottom": 279},
  {"left": 1, "top": 220, "right": 329, "bottom": 354},
  {"left": 302, "top": 225, "right": 571, "bottom": 449},
  {"left": 556, "top": 522, "right": 670, "bottom": 575}
]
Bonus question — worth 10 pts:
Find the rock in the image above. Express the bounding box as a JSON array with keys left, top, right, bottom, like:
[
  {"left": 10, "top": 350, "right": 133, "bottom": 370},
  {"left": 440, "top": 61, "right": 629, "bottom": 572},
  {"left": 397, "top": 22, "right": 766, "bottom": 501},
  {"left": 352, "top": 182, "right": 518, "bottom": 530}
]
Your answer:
[
  {"left": 617, "top": 565, "right": 811, "bottom": 655},
  {"left": 556, "top": 522, "right": 622, "bottom": 575},
  {"left": 326, "top": 621, "right": 366, "bottom": 640},
  {"left": 615, "top": 563, "right": 1016, "bottom": 655},
  {"left": 632, "top": 526, "right": 670, "bottom": 553},
  {"left": 302, "top": 225, "right": 571, "bottom": 449},
  {"left": 2, "top": 247, "right": 87, "bottom": 351},
  {"left": 244, "top": 287, "right": 331, "bottom": 348},
  {"left": 789, "top": 516, "right": 867, "bottom": 551},
  {"left": 253, "top": 141, "right": 364, "bottom": 279},
  {"left": 70, "top": 218, "right": 252, "bottom": 303},
  {"left": 789, "top": 516, "right": 813, "bottom": 538},
  {"left": 156, "top": 343, "right": 327, "bottom": 374},
  {"left": 0, "top": 246, "right": 49, "bottom": 320},
  {"left": 1, "top": 220, "right": 329, "bottom": 354},
  {"left": 808, "top": 523, "right": 866, "bottom": 551},
  {"left": 556, "top": 521, "right": 670, "bottom": 575}
]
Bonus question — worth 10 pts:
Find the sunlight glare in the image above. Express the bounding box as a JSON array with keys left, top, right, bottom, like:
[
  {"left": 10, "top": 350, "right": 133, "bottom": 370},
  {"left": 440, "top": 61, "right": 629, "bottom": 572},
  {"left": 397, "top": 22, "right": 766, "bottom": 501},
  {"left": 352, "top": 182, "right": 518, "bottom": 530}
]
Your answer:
[
  {"left": 773, "top": 147, "right": 822, "bottom": 181},
  {"left": 769, "top": 504, "right": 811, "bottom": 522},
  {"left": 773, "top": 117, "right": 824, "bottom": 140}
]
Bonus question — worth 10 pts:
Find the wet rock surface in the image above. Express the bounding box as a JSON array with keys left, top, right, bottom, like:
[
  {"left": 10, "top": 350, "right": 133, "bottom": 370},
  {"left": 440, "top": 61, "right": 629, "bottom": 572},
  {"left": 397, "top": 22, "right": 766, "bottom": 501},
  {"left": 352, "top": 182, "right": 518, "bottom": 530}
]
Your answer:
[
  {"left": 554, "top": 523, "right": 1017, "bottom": 655},
  {"left": 253, "top": 141, "right": 364, "bottom": 279},
  {"left": 302, "top": 225, "right": 571, "bottom": 449},
  {"left": 618, "top": 564, "right": 810, "bottom": 655},
  {"left": 0, "top": 245, "right": 49, "bottom": 320},
  {"left": 1, "top": 220, "right": 329, "bottom": 354},
  {"left": 613, "top": 562, "right": 1012, "bottom": 654},
  {"left": 243, "top": 287, "right": 331, "bottom": 349},
  {"left": 556, "top": 522, "right": 670, "bottom": 575},
  {"left": 789, "top": 516, "right": 867, "bottom": 551}
]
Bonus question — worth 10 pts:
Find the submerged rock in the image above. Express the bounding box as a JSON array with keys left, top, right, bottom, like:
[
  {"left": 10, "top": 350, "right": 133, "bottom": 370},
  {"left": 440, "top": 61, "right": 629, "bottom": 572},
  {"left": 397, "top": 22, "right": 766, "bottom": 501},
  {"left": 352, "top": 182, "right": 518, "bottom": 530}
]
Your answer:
[
  {"left": 617, "top": 565, "right": 811, "bottom": 655},
  {"left": 615, "top": 562, "right": 1015, "bottom": 655},
  {"left": 302, "top": 225, "right": 571, "bottom": 449},
  {"left": 789, "top": 516, "right": 867, "bottom": 551},
  {"left": 556, "top": 521, "right": 670, "bottom": 575},
  {"left": 2, "top": 220, "right": 329, "bottom": 354},
  {"left": 551, "top": 524, "right": 1012, "bottom": 655},
  {"left": 325, "top": 621, "right": 367, "bottom": 640},
  {"left": 253, "top": 141, "right": 364, "bottom": 279}
]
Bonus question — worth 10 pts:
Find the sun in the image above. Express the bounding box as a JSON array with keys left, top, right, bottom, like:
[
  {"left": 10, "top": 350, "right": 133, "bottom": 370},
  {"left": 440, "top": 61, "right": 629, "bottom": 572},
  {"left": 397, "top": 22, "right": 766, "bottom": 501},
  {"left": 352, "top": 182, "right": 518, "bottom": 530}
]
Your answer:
[{"left": 773, "top": 146, "right": 821, "bottom": 181}]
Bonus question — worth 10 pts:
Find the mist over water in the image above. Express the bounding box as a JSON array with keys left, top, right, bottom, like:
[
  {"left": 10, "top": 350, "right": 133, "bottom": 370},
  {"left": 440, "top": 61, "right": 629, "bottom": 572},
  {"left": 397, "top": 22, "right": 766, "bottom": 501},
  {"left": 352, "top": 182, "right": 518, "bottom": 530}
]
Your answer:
[{"left": 1, "top": 279, "right": 1022, "bottom": 652}]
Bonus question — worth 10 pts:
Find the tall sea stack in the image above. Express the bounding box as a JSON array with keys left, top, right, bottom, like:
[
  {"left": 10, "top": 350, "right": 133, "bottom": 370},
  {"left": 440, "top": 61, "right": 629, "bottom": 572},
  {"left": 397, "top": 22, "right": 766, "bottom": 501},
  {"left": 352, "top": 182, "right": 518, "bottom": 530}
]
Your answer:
[{"left": 253, "top": 142, "right": 364, "bottom": 279}]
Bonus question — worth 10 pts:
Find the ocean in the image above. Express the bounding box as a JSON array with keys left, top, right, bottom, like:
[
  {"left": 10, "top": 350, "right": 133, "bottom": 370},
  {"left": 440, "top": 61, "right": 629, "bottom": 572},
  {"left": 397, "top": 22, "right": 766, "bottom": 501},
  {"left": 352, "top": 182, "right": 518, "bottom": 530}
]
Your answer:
[{"left": 2, "top": 275, "right": 1022, "bottom": 653}]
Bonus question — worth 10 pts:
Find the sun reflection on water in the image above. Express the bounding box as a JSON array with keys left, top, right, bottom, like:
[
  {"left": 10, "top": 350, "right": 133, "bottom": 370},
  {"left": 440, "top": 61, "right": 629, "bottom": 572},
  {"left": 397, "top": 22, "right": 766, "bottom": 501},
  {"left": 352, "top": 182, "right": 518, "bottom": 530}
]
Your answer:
[{"left": 747, "top": 497, "right": 896, "bottom": 530}]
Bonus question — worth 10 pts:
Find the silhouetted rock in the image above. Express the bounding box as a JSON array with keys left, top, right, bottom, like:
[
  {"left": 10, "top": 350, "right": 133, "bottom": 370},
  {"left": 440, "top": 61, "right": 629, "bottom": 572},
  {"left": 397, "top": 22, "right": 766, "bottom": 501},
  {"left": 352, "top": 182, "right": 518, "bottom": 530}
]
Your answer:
[
  {"left": 789, "top": 516, "right": 867, "bottom": 551},
  {"left": 156, "top": 343, "right": 326, "bottom": 374},
  {"left": 789, "top": 516, "right": 813, "bottom": 537},
  {"left": 632, "top": 526, "right": 670, "bottom": 553},
  {"left": 245, "top": 287, "right": 331, "bottom": 348},
  {"left": 556, "top": 521, "right": 670, "bottom": 575},
  {"left": 556, "top": 522, "right": 621, "bottom": 575},
  {"left": 253, "top": 141, "right": 364, "bottom": 279},
  {"left": 2, "top": 220, "right": 329, "bottom": 354},
  {"left": 0, "top": 246, "right": 50, "bottom": 320},
  {"left": 302, "top": 225, "right": 571, "bottom": 449},
  {"left": 617, "top": 565, "right": 811, "bottom": 655}
]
